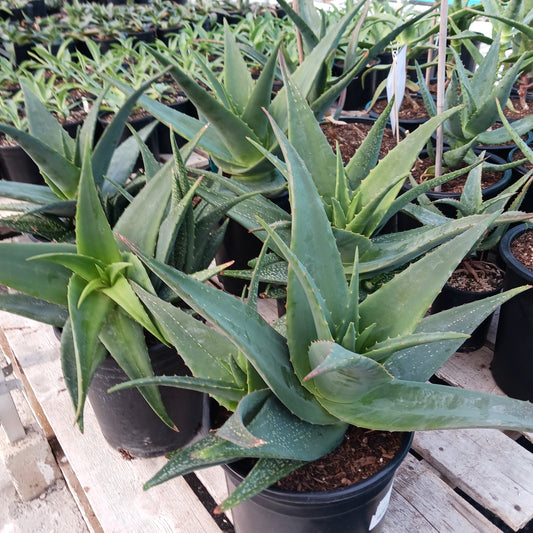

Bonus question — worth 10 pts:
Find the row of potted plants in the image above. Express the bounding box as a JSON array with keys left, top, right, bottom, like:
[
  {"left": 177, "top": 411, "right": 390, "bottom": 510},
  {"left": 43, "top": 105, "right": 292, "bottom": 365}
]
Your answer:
[{"left": 0, "top": 0, "right": 533, "bottom": 530}]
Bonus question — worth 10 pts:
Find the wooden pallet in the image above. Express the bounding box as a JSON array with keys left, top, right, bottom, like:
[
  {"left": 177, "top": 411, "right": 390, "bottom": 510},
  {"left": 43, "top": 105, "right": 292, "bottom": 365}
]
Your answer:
[{"left": 1, "top": 308, "right": 532, "bottom": 533}]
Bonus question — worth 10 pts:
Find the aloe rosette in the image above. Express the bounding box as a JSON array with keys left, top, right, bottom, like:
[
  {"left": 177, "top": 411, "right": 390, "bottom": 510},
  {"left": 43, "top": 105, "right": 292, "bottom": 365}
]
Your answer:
[{"left": 112, "top": 112, "right": 533, "bottom": 511}]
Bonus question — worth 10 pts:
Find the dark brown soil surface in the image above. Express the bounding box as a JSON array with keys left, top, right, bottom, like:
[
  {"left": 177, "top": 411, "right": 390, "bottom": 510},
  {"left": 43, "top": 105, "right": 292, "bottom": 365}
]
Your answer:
[
  {"left": 0, "top": 135, "right": 18, "bottom": 147},
  {"left": 276, "top": 426, "right": 403, "bottom": 492},
  {"left": 511, "top": 230, "right": 533, "bottom": 271},
  {"left": 320, "top": 121, "right": 399, "bottom": 164},
  {"left": 370, "top": 94, "right": 430, "bottom": 120},
  {"left": 447, "top": 259, "right": 504, "bottom": 292},
  {"left": 512, "top": 148, "right": 533, "bottom": 170},
  {"left": 504, "top": 98, "right": 532, "bottom": 121},
  {"left": 410, "top": 157, "right": 503, "bottom": 194}
]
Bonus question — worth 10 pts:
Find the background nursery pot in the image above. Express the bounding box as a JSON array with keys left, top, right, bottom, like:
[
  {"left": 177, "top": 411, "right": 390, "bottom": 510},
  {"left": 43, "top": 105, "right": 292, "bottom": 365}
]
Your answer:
[
  {"left": 491, "top": 223, "right": 533, "bottom": 401},
  {"left": 223, "top": 431, "right": 413, "bottom": 533},
  {"left": 87, "top": 340, "right": 205, "bottom": 458}
]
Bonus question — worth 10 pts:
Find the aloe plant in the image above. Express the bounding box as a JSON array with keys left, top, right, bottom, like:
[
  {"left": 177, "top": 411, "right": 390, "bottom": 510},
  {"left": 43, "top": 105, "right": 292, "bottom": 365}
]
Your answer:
[
  {"left": 110, "top": 1, "right": 431, "bottom": 190},
  {"left": 402, "top": 150, "right": 533, "bottom": 252},
  {"left": 0, "top": 78, "right": 159, "bottom": 240},
  {"left": 417, "top": 35, "right": 533, "bottom": 169},
  {"left": 112, "top": 107, "right": 533, "bottom": 511},
  {"left": 0, "top": 126, "right": 249, "bottom": 429},
  {"left": 108, "top": 134, "right": 533, "bottom": 511}
]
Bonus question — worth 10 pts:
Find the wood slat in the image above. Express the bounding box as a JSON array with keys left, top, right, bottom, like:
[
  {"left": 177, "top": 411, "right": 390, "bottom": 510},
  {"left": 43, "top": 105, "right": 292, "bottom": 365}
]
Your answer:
[
  {"left": 413, "top": 429, "right": 533, "bottom": 531},
  {"left": 383, "top": 454, "right": 501, "bottom": 533},
  {"left": 0, "top": 311, "right": 222, "bottom": 533}
]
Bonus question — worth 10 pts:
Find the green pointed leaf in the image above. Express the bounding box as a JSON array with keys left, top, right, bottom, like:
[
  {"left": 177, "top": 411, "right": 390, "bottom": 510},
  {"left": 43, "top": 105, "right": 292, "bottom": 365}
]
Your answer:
[
  {"left": 358, "top": 217, "right": 494, "bottom": 344},
  {"left": 121, "top": 241, "right": 335, "bottom": 425},
  {"left": 216, "top": 458, "right": 305, "bottom": 513},
  {"left": 385, "top": 286, "right": 530, "bottom": 381},
  {"left": 0, "top": 293, "right": 68, "bottom": 327},
  {"left": 68, "top": 274, "right": 113, "bottom": 424},
  {"left": 0, "top": 122, "right": 79, "bottom": 200},
  {"left": 77, "top": 142, "right": 122, "bottom": 264},
  {"left": 320, "top": 379, "right": 533, "bottom": 432},
  {"left": 223, "top": 21, "right": 254, "bottom": 115},
  {"left": 98, "top": 308, "right": 174, "bottom": 429}
]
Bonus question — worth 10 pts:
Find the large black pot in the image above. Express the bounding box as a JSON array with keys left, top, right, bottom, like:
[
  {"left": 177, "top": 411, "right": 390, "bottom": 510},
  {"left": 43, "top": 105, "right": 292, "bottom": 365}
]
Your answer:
[
  {"left": 367, "top": 94, "right": 433, "bottom": 132},
  {"left": 87, "top": 341, "right": 205, "bottom": 457},
  {"left": 223, "top": 431, "right": 413, "bottom": 533},
  {"left": 0, "top": 142, "right": 43, "bottom": 184},
  {"left": 491, "top": 224, "right": 533, "bottom": 401}
]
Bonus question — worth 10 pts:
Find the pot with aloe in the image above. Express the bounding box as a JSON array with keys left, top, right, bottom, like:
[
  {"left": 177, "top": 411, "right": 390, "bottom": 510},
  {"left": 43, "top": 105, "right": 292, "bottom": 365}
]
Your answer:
[
  {"left": 0, "top": 84, "right": 250, "bottom": 456},
  {"left": 111, "top": 106, "right": 533, "bottom": 530}
]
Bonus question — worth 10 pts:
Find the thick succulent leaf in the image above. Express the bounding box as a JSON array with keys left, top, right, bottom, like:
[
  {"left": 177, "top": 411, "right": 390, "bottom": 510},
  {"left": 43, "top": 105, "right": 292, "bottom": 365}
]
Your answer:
[
  {"left": 92, "top": 76, "right": 161, "bottom": 188},
  {"left": 265, "top": 113, "right": 348, "bottom": 391},
  {"left": 276, "top": 0, "right": 319, "bottom": 51},
  {"left": 122, "top": 242, "right": 336, "bottom": 425},
  {"left": 98, "top": 307, "right": 174, "bottom": 429},
  {"left": 132, "top": 285, "right": 240, "bottom": 385},
  {"left": 465, "top": 54, "right": 524, "bottom": 137},
  {"left": 305, "top": 341, "right": 394, "bottom": 402},
  {"left": 358, "top": 216, "right": 494, "bottom": 345},
  {"left": 0, "top": 293, "right": 68, "bottom": 327},
  {"left": 216, "top": 458, "right": 305, "bottom": 513},
  {"left": 28, "top": 252, "right": 102, "bottom": 281},
  {"left": 144, "top": 434, "right": 233, "bottom": 489},
  {"left": 319, "top": 378, "right": 533, "bottom": 432},
  {"left": 283, "top": 62, "right": 336, "bottom": 200},
  {"left": 270, "top": 0, "right": 366, "bottom": 127},
  {"left": 357, "top": 107, "right": 460, "bottom": 220},
  {"left": 113, "top": 159, "right": 173, "bottom": 257},
  {"left": 266, "top": 112, "right": 348, "bottom": 326},
  {"left": 345, "top": 99, "right": 394, "bottom": 191},
  {"left": 60, "top": 318, "right": 106, "bottom": 432},
  {"left": 0, "top": 181, "right": 60, "bottom": 204},
  {"left": 385, "top": 286, "right": 530, "bottom": 381},
  {"left": 103, "top": 122, "right": 158, "bottom": 195},
  {"left": 20, "top": 79, "right": 75, "bottom": 158},
  {"left": 460, "top": 153, "right": 484, "bottom": 212},
  {"left": 0, "top": 123, "right": 79, "bottom": 200},
  {"left": 215, "top": 389, "right": 346, "bottom": 459},
  {"left": 77, "top": 142, "right": 122, "bottom": 264},
  {"left": 0, "top": 242, "right": 76, "bottom": 305},
  {"left": 101, "top": 276, "right": 162, "bottom": 341},
  {"left": 258, "top": 218, "right": 332, "bottom": 340},
  {"left": 357, "top": 216, "right": 490, "bottom": 276},
  {"left": 242, "top": 41, "right": 280, "bottom": 143},
  {"left": 223, "top": 21, "right": 254, "bottom": 115},
  {"left": 76, "top": 88, "right": 106, "bottom": 168},
  {"left": 312, "top": 5, "right": 438, "bottom": 118},
  {"left": 109, "top": 375, "right": 244, "bottom": 406},
  {"left": 478, "top": 114, "right": 533, "bottom": 144},
  {"left": 146, "top": 48, "right": 263, "bottom": 166},
  {"left": 67, "top": 274, "right": 113, "bottom": 425},
  {"left": 108, "top": 77, "right": 234, "bottom": 162}
]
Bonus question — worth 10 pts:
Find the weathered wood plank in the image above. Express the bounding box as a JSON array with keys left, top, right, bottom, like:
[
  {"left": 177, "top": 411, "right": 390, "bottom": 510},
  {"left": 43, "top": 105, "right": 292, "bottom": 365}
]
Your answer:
[
  {"left": 383, "top": 454, "right": 501, "bottom": 533},
  {"left": 413, "top": 429, "right": 533, "bottom": 531},
  {"left": 0, "top": 311, "right": 222, "bottom": 533}
]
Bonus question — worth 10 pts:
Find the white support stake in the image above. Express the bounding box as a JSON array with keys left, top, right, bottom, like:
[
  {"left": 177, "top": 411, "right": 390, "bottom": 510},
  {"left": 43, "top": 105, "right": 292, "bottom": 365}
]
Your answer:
[{"left": 0, "top": 368, "right": 25, "bottom": 442}]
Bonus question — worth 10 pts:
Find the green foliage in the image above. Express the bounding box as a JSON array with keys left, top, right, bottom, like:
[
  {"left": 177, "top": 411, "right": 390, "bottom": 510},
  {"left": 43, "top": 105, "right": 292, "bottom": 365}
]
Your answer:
[{"left": 113, "top": 119, "right": 533, "bottom": 511}]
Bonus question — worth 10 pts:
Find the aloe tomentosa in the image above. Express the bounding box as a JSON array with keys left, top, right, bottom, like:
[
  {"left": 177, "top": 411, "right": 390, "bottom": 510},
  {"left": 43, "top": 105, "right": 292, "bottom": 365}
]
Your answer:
[{"left": 114, "top": 111, "right": 533, "bottom": 511}]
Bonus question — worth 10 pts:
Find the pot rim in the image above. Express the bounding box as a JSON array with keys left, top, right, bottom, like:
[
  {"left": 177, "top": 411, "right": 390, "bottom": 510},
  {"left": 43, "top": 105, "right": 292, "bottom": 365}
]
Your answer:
[{"left": 499, "top": 223, "right": 533, "bottom": 283}]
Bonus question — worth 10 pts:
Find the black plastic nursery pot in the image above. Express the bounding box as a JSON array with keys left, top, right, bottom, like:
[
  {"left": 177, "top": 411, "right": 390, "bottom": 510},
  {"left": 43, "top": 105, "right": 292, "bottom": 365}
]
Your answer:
[
  {"left": 491, "top": 224, "right": 533, "bottom": 402},
  {"left": 431, "top": 280, "right": 502, "bottom": 352},
  {"left": 332, "top": 59, "right": 381, "bottom": 111},
  {"left": 223, "top": 432, "right": 413, "bottom": 533},
  {"left": 0, "top": 143, "right": 43, "bottom": 184},
  {"left": 367, "top": 94, "right": 433, "bottom": 132},
  {"left": 87, "top": 342, "right": 205, "bottom": 458}
]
